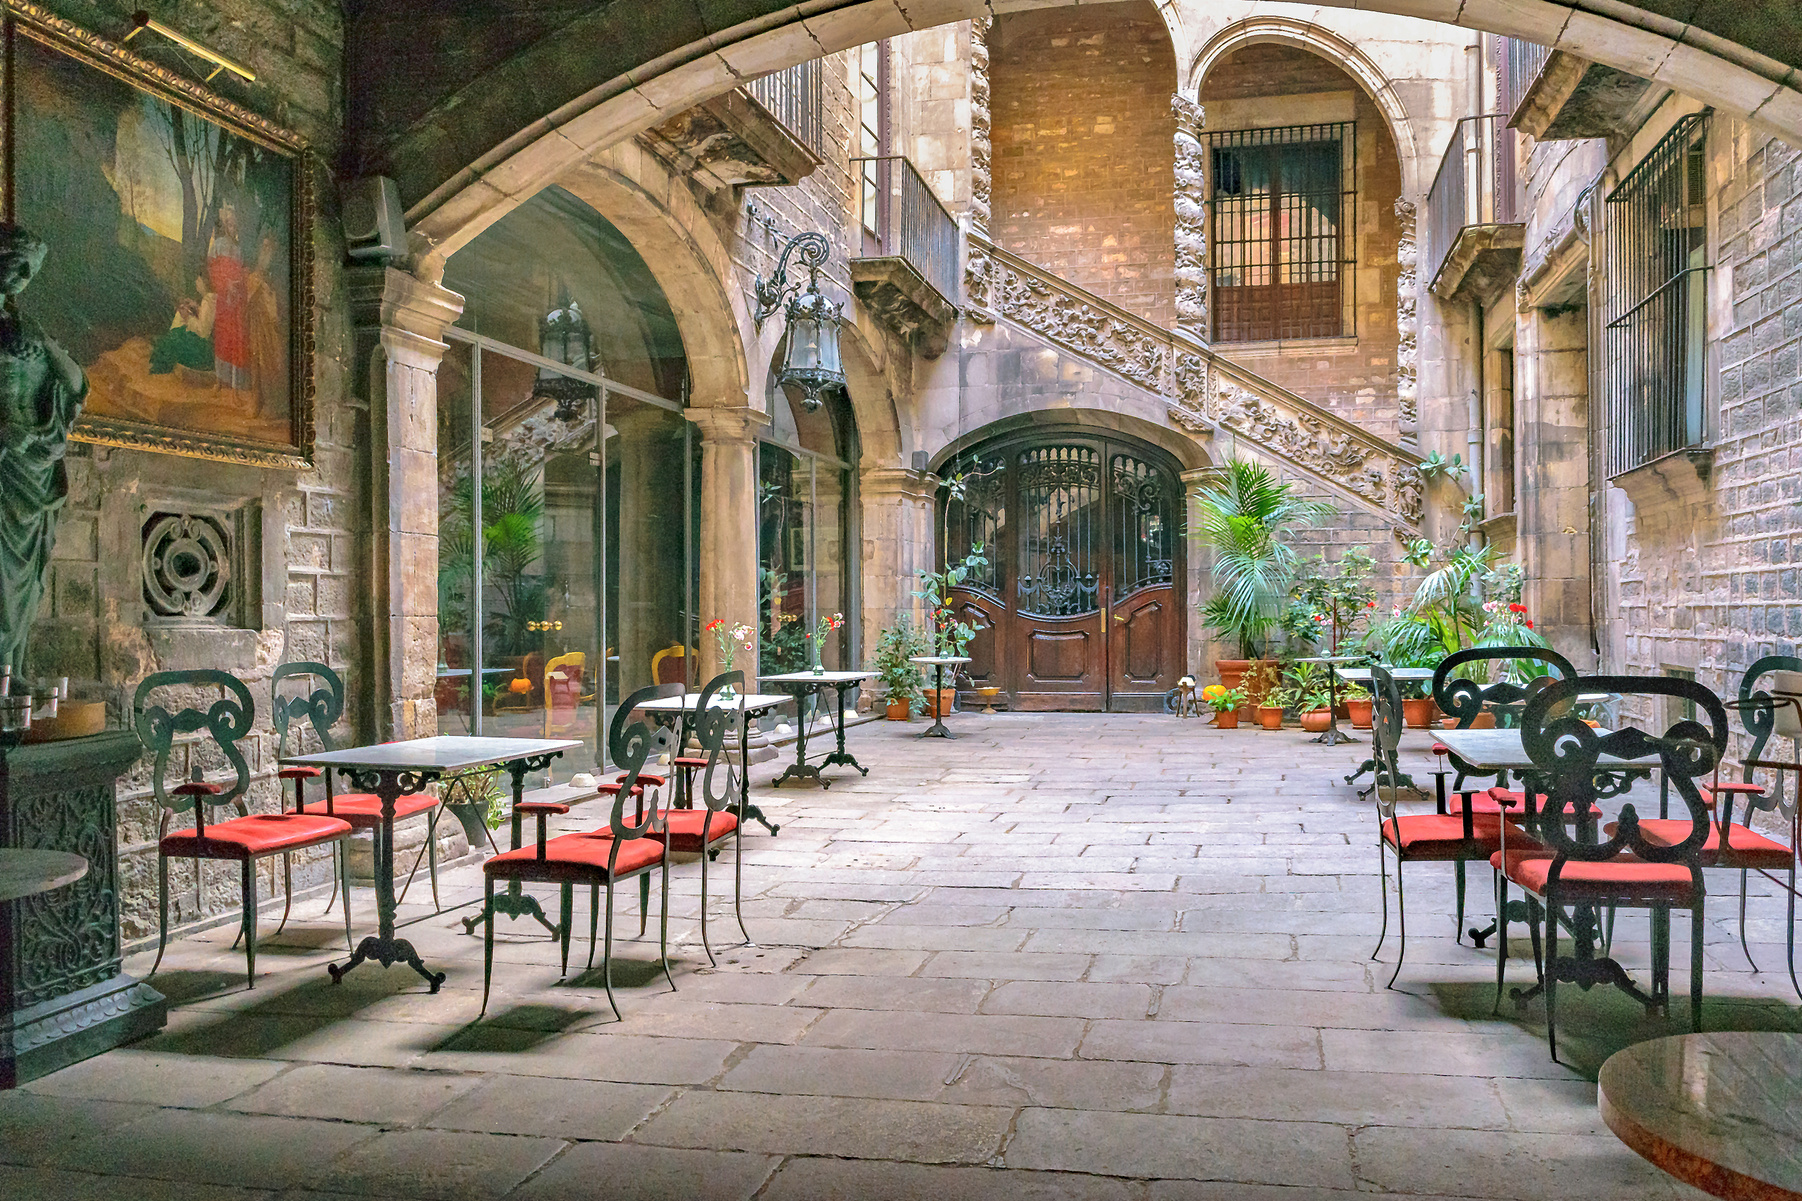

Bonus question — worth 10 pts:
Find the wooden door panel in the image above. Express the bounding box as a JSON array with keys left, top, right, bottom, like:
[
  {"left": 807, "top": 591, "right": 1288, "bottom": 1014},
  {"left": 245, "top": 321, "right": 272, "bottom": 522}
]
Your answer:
[
  {"left": 1013, "top": 614, "right": 1104, "bottom": 710},
  {"left": 1029, "top": 629, "right": 1091, "bottom": 680},
  {"left": 949, "top": 590, "right": 1005, "bottom": 703},
  {"left": 1109, "top": 586, "right": 1179, "bottom": 710}
]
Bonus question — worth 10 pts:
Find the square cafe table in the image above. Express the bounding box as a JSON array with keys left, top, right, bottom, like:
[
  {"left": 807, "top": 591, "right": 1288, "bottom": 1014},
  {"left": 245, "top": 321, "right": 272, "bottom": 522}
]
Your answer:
[
  {"left": 909, "top": 656, "right": 970, "bottom": 738},
  {"left": 281, "top": 735, "right": 579, "bottom": 992},
  {"left": 638, "top": 692, "right": 790, "bottom": 837},
  {"left": 759, "top": 670, "right": 876, "bottom": 787}
]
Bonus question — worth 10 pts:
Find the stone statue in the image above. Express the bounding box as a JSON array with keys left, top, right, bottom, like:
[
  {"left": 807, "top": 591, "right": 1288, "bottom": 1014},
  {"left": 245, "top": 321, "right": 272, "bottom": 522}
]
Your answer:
[{"left": 0, "top": 225, "right": 87, "bottom": 674}]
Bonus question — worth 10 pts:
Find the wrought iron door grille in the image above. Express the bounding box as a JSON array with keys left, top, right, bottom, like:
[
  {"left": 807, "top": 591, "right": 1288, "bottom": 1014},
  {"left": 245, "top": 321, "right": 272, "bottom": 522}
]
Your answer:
[
  {"left": 1112, "top": 456, "right": 1174, "bottom": 595},
  {"left": 1206, "top": 122, "right": 1356, "bottom": 343},
  {"left": 1603, "top": 112, "right": 1710, "bottom": 478},
  {"left": 947, "top": 456, "right": 1006, "bottom": 595},
  {"left": 1017, "top": 446, "right": 1101, "bottom": 617}
]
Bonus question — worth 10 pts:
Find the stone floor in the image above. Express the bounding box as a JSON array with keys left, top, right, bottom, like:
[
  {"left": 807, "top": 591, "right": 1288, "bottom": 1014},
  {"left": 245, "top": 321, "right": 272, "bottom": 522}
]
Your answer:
[{"left": 5, "top": 712, "right": 1799, "bottom": 1200}]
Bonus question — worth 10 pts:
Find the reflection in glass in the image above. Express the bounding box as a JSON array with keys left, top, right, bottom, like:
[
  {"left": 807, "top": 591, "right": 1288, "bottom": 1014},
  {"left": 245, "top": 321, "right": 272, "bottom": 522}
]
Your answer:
[
  {"left": 435, "top": 341, "right": 477, "bottom": 734},
  {"left": 604, "top": 394, "right": 690, "bottom": 719},
  {"left": 759, "top": 444, "right": 808, "bottom": 673}
]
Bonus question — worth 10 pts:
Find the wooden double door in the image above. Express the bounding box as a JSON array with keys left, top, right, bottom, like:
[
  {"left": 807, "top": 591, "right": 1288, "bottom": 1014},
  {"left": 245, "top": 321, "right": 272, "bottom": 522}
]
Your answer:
[{"left": 947, "top": 432, "right": 1184, "bottom": 712}]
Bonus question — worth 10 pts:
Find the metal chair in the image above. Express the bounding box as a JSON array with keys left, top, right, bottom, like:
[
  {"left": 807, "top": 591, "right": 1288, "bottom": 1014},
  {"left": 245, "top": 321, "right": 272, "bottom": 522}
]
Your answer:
[
  {"left": 480, "top": 683, "right": 676, "bottom": 1021},
  {"left": 137, "top": 670, "right": 353, "bottom": 988},
  {"left": 1499, "top": 675, "right": 1722, "bottom": 1062},
  {"left": 1367, "top": 666, "right": 1540, "bottom": 989},
  {"left": 271, "top": 661, "right": 444, "bottom": 912},
  {"left": 655, "top": 671, "right": 751, "bottom": 964}
]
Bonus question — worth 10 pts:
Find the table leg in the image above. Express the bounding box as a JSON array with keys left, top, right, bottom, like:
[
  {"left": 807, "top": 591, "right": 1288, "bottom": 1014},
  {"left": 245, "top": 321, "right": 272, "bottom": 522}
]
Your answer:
[
  {"left": 923, "top": 665, "right": 954, "bottom": 738},
  {"left": 737, "top": 707, "right": 780, "bottom": 836},
  {"left": 460, "top": 757, "right": 563, "bottom": 938},
  {"left": 1310, "top": 668, "right": 1359, "bottom": 746},
  {"left": 330, "top": 768, "right": 446, "bottom": 992},
  {"left": 822, "top": 682, "right": 869, "bottom": 775},
  {"left": 773, "top": 685, "right": 829, "bottom": 788}
]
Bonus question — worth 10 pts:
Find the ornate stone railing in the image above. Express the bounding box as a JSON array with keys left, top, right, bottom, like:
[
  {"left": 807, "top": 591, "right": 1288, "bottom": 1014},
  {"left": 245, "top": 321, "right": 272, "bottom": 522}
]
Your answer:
[{"left": 964, "top": 236, "right": 1422, "bottom": 528}]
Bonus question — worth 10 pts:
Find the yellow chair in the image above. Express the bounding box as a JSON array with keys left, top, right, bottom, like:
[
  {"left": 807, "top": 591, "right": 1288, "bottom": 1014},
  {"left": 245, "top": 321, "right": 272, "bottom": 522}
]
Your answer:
[
  {"left": 544, "top": 651, "right": 592, "bottom": 738},
  {"left": 649, "top": 643, "right": 689, "bottom": 686}
]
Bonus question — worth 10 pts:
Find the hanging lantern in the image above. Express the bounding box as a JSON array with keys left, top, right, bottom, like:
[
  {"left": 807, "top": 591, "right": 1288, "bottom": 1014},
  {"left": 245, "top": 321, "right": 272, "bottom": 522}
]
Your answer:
[
  {"left": 753, "top": 232, "right": 845, "bottom": 412},
  {"left": 533, "top": 296, "right": 598, "bottom": 422}
]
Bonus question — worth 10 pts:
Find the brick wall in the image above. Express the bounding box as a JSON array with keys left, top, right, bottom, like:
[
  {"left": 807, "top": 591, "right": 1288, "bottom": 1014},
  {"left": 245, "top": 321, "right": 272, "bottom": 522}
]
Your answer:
[
  {"left": 1198, "top": 43, "right": 1405, "bottom": 443},
  {"left": 989, "top": 1, "right": 1177, "bottom": 328},
  {"left": 25, "top": 0, "right": 360, "bottom": 941},
  {"left": 1608, "top": 123, "right": 1802, "bottom": 747}
]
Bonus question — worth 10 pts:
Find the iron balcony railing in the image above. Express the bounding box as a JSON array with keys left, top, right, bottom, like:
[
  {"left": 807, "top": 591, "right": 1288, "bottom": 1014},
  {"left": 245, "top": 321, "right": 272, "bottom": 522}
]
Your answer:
[
  {"left": 850, "top": 154, "right": 960, "bottom": 306},
  {"left": 743, "top": 60, "right": 824, "bottom": 154},
  {"left": 1425, "top": 114, "right": 1521, "bottom": 287},
  {"left": 1501, "top": 37, "right": 1552, "bottom": 122}
]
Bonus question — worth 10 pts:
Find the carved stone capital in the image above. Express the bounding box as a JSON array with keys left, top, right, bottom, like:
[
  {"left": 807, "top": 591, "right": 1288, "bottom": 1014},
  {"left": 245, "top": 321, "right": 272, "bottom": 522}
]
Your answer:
[
  {"left": 688, "top": 405, "right": 771, "bottom": 445},
  {"left": 861, "top": 466, "right": 938, "bottom": 505},
  {"left": 351, "top": 266, "right": 466, "bottom": 372}
]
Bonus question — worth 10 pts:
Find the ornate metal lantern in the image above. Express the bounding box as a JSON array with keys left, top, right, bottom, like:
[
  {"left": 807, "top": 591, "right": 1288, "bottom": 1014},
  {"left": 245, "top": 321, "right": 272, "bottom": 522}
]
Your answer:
[
  {"left": 753, "top": 232, "right": 845, "bottom": 411},
  {"left": 534, "top": 296, "right": 598, "bottom": 422}
]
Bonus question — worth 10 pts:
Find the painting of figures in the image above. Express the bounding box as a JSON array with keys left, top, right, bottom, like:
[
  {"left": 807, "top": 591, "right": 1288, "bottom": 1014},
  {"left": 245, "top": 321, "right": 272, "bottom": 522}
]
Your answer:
[{"left": 8, "top": 16, "right": 311, "bottom": 463}]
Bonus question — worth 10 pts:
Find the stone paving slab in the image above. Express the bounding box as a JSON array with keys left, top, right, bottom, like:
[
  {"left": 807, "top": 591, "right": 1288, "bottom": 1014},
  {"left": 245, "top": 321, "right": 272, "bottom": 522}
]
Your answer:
[{"left": 6, "top": 712, "right": 1782, "bottom": 1198}]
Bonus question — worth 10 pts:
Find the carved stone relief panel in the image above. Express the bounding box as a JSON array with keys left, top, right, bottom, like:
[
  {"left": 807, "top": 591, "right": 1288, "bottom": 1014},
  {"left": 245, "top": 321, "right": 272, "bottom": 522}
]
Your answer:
[
  {"left": 1394, "top": 197, "right": 1420, "bottom": 442},
  {"left": 970, "top": 17, "right": 993, "bottom": 236},
  {"left": 993, "top": 263, "right": 1166, "bottom": 390},
  {"left": 1172, "top": 95, "right": 1208, "bottom": 337}
]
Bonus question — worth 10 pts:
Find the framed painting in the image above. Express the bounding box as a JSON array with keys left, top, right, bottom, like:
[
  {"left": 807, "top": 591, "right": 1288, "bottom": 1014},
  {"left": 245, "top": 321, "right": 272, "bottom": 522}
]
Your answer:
[{"left": 3, "top": 2, "right": 314, "bottom": 468}]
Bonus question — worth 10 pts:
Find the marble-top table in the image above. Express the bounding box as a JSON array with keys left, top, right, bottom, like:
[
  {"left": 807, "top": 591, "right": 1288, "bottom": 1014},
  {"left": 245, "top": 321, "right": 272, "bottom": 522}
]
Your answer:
[
  {"left": 0, "top": 849, "right": 88, "bottom": 903},
  {"left": 909, "top": 657, "right": 971, "bottom": 739},
  {"left": 283, "top": 735, "right": 580, "bottom": 991},
  {"left": 759, "top": 671, "right": 876, "bottom": 787},
  {"left": 1600, "top": 1032, "right": 1802, "bottom": 1200},
  {"left": 638, "top": 692, "right": 790, "bottom": 836}
]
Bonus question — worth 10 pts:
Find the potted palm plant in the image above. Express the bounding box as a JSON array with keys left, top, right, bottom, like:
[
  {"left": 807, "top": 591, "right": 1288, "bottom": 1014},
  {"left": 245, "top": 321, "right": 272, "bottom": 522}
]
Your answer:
[{"left": 1196, "top": 459, "right": 1333, "bottom": 703}]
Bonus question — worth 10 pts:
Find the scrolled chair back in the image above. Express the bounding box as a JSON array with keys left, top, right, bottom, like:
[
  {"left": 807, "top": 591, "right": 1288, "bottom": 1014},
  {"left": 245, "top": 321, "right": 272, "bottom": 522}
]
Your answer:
[
  {"left": 132, "top": 669, "right": 255, "bottom": 814},
  {"left": 1367, "top": 665, "right": 1408, "bottom": 826},
  {"left": 1521, "top": 675, "right": 1727, "bottom": 870},
  {"left": 270, "top": 660, "right": 345, "bottom": 757},
  {"left": 1733, "top": 656, "right": 1802, "bottom": 822},
  {"left": 692, "top": 671, "right": 744, "bottom": 813},
  {"left": 607, "top": 684, "right": 675, "bottom": 841},
  {"left": 1432, "top": 645, "right": 1577, "bottom": 730}
]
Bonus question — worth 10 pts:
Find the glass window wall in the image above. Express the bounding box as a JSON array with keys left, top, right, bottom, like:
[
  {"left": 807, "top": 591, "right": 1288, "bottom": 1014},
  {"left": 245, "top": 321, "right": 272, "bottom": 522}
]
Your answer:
[{"left": 758, "top": 387, "right": 855, "bottom": 676}]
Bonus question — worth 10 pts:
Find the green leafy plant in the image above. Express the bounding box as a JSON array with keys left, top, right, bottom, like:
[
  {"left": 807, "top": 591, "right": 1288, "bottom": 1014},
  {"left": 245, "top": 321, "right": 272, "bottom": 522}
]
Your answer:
[
  {"left": 438, "top": 457, "right": 546, "bottom": 658},
  {"left": 872, "top": 618, "right": 928, "bottom": 709},
  {"left": 1195, "top": 458, "right": 1335, "bottom": 659},
  {"left": 1281, "top": 547, "right": 1378, "bottom": 656},
  {"left": 915, "top": 544, "right": 989, "bottom": 658},
  {"left": 1416, "top": 451, "right": 1468, "bottom": 482},
  {"left": 1203, "top": 685, "right": 1247, "bottom": 714},
  {"left": 1281, "top": 660, "right": 1334, "bottom": 713}
]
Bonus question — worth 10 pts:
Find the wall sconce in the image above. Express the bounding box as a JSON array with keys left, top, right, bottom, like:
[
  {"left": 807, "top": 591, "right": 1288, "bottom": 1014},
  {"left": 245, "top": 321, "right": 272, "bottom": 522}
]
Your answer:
[
  {"left": 753, "top": 233, "right": 845, "bottom": 412},
  {"left": 124, "top": 12, "right": 256, "bottom": 83}
]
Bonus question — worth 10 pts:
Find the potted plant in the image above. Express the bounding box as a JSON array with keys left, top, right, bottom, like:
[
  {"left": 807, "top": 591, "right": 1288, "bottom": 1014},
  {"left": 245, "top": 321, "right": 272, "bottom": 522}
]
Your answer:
[
  {"left": 1204, "top": 685, "right": 1247, "bottom": 729},
  {"left": 1279, "top": 661, "right": 1334, "bottom": 733},
  {"left": 1255, "top": 683, "right": 1289, "bottom": 730},
  {"left": 1343, "top": 682, "right": 1374, "bottom": 729},
  {"left": 1195, "top": 459, "right": 1333, "bottom": 698},
  {"left": 873, "top": 618, "right": 927, "bottom": 720},
  {"left": 915, "top": 544, "right": 988, "bottom": 719}
]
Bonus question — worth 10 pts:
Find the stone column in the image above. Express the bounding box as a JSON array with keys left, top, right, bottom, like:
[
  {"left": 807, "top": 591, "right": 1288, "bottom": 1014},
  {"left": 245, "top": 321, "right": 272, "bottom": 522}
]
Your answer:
[
  {"left": 1181, "top": 466, "right": 1214, "bottom": 681},
  {"left": 350, "top": 266, "right": 464, "bottom": 740},
  {"left": 859, "top": 465, "right": 937, "bottom": 707},
  {"left": 1516, "top": 305, "right": 1594, "bottom": 668},
  {"left": 1172, "top": 95, "right": 1208, "bottom": 339},
  {"left": 969, "top": 16, "right": 993, "bottom": 236},
  {"left": 691, "top": 407, "right": 767, "bottom": 681}
]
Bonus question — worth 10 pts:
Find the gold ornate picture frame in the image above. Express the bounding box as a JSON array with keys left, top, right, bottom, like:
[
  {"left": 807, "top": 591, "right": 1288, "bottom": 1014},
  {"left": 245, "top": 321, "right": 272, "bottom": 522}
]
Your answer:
[{"left": 2, "top": 1, "right": 315, "bottom": 468}]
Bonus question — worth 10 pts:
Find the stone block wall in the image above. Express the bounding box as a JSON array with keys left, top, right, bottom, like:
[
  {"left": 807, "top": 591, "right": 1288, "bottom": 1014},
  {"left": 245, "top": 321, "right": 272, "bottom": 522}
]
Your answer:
[
  {"left": 16, "top": 0, "right": 423, "bottom": 943},
  {"left": 989, "top": 1, "right": 1178, "bottom": 329}
]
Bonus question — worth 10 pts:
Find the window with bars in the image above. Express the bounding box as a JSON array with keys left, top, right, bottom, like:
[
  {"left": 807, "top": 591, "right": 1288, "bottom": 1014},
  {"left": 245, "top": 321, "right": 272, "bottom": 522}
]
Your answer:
[
  {"left": 1207, "top": 123, "right": 1355, "bottom": 343},
  {"left": 1603, "top": 112, "right": 1710, "bottom": 478},
  {"left": 855, "top": 41, "right": 889, "bottom": 247}
]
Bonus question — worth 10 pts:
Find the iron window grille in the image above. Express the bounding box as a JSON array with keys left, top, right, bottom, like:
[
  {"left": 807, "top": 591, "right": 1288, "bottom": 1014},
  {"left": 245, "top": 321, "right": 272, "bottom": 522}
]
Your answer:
[
  {"left": 1602, "top": 112, "right": 1710, "bottom": 478},
  {"left": 744, "top": 59, "right": 825, "bottom": 154},
  {"left": 1206, "top": 122, "right": 1356, "bottom": 343},
  {"left": 1494, "top": 35, "right": 1551, "bottom": 123}
]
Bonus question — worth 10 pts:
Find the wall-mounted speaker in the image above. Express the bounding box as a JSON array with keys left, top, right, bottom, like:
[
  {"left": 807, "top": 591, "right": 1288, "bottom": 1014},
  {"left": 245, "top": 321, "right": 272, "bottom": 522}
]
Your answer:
[{"left": 341, "top": 176, "right": 404, "bottom": 261}]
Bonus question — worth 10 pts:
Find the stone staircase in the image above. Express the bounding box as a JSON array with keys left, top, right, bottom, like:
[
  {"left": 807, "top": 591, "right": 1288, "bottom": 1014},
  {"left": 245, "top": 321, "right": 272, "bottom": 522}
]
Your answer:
[{"left": 963, "top": 235, "right": 1422, "bottom": 530}]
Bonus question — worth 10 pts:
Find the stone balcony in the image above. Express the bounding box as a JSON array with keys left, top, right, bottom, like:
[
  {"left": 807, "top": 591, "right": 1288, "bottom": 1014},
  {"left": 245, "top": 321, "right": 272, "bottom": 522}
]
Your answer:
[
  {"left": 1510, "top": 50, "right": 1667, "bottom": 142},
  {"left": 639, "top": 88, "right": 823, "bottom": 194}
]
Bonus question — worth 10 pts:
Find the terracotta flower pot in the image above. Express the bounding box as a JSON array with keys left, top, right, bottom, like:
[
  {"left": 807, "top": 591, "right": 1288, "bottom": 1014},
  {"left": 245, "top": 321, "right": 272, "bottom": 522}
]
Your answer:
[
  {"left": 886, "top": 700, "right": 912, "bottom": 721},
  {"left": 1216, "top": 659, "right": 1251, "bottom": 694},
  {"left": 1300, "top": 708, "right": 1333, "bottom": 733},
  {"left": 1402, "top": 697, "right": 1438, "bottom": 729},
  {"left": 1442, "top": 711, "right": 1498, "bottom": 730},
  {"left": 1346, "top": 698, "right": 1374, "bottom": 729},
  {"left": 926, "top": 688, "right": 957, "bottom": 718},
  {"left": 1255, "top": 705, "right": 1285, "bottom": 730},
  {"left": 1214, "top": 709, "right": 1240, "bottom": 730}
]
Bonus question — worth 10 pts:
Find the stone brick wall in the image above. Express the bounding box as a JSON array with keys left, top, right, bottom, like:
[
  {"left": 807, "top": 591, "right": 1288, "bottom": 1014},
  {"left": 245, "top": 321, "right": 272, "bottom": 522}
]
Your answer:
[
  {"left": 1606, "top": 118, "right": 1802, "bottom": 758},
  {"left": 1197, "top": 43, "right": 1405, "bottom": 443},
  {"left": 22, "top": 0, "right": 375, "bottom": 943},
  {"left": 989, "top": 1, "right": 1178, "bottom": 328}
]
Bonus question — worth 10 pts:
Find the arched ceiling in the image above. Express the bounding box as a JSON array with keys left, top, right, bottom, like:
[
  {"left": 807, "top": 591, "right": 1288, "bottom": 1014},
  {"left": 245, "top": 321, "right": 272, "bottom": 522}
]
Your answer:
[{"left": 346, "top": 1, "right": 1802, "bottom": 276}]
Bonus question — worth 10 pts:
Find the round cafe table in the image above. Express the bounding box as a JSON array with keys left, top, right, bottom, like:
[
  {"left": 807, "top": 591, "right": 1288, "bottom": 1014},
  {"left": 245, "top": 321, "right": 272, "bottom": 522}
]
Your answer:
[
  {"left": 1599, "top": 1032, "right": 1802, "bottom": 1200},
  {"left": 0, "top": 849, "right": 88, "bottom": 903}
]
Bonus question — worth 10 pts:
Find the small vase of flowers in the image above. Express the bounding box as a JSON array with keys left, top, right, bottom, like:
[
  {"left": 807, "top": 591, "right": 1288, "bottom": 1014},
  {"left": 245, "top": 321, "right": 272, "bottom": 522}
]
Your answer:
[
  {"left": 807, "top": 612, "right": 845, "bottom": 674},
  {"left": 706, "top": 618, "right": 755, "bottom": 698}
]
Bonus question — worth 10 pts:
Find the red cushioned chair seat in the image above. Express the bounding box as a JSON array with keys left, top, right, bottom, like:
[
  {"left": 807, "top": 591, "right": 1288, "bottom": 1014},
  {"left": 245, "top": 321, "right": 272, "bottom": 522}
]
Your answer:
[
  {"left": 671, "top": 756, "right": 711, "bottom": 768},
  {"left": 514, "top": 799, "right": 571, "bottom": 816},
  {"left": 162, "top": 813, "right": 352, "bottom": 860},
  {"left": 1381, "top": 813, "right": 1511, "bottom": 859},
  {"left": 1432, "top": 742, "right": 1450, "bottom": 756},
  {"left": 1632, "top": 818, "right": 1793, "bottom": 871},
  {"left": 1699, "top": 782, "right": 1766, "bottom": 807},
  {"left": 597, "top": 783, "right": 646, "bottom": 798},
  {"left": 615, "top": 772, "right": 666, "bottom": 787},
  {"left": 483, "top": 830, "right": 665, "bottom": 883},
  {"left": 1451, "top": 788, "right": 1600, "bottom": 820},
  {"left": 1492, "top": 848, "right": 1699, "bottom": 903},
  {"left": 278, "top": 765, "right": 323, "bottom": 781},
  {"left": 648, "top": 806, "right": 739, "bottom": 852},
  {"left": 297, "top": 792, "right": 436, "bottom": 826}
]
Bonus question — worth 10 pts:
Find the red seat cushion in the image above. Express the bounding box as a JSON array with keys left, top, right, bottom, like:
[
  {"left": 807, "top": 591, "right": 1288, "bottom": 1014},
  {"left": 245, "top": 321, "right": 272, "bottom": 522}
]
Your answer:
[
  {"left": 1699, "top": 782, "right": 1766, "bottom": 807},
  {"left": 514, "top": 799, "right": 571, "bottom": 816},
  {"left": 615, "top": 773, "right": 666, "bottom": 787},
  {"left": 671, "top": 757, "right": 712, "bottom": 768},
  {"left": 162, "top": 813, "right": 352, "bottom": 860},
  {"left": 1432, "top": 742, "right": 1450, "bottom": 756},
  {"left": 597, "top": 783, "right": 646, "bottom": 798},
  {"left": 1451, "top": 788, "right": 1600, "bottom": 820},
  {"left": 278, "top": 765, "right": 323, "bottom": 781},
  {"left": 1633, "top": 818, "right": 1793, "bottom": 871},
  {"left": 484, "top": 830, "right": 665, "bottom": 882},
  {"left": 1492, "top": 848, "right": 1699, "bottom": 903},
  {"left": 649, "top": 806, "right": 739, "bottom": 852},
  {"left": 296, "top": 792, "right": 437, "bottom": 828},
  {"left": 1380, "top": 813, "right": 1512, "bottom": 859}
]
